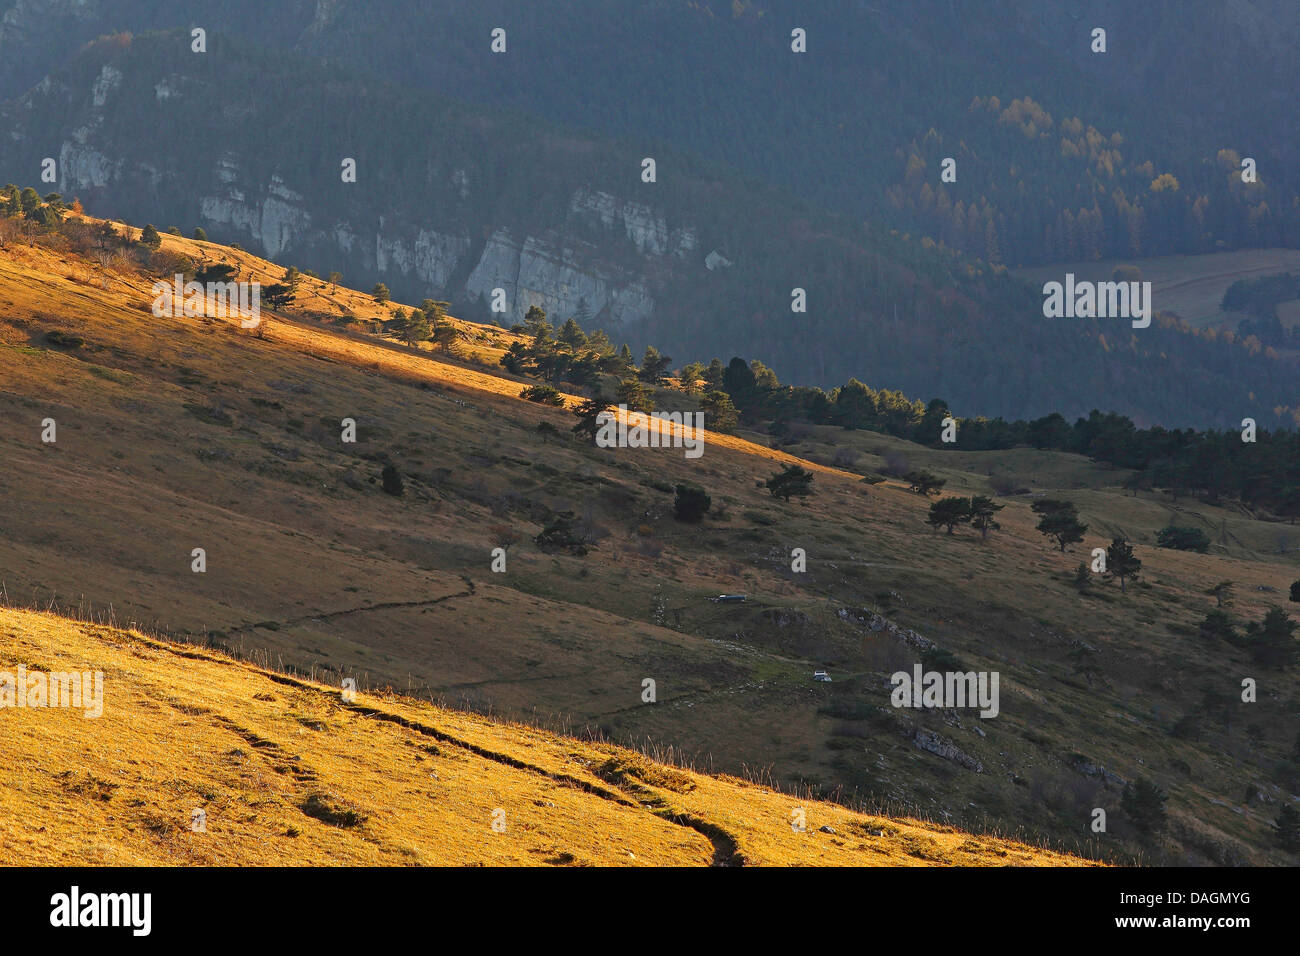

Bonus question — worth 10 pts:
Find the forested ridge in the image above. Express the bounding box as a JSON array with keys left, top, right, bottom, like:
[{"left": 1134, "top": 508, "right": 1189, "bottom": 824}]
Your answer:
[{"left": 2, "top": 11, "right": 1297, "bottom": 427}]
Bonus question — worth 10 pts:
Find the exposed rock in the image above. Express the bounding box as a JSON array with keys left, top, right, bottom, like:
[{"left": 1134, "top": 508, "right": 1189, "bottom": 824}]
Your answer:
[
  {"left": 464, "top": 228, "right": 654, "bottom": 327},
  {"left": 836, "top": 607, "right": 935, "bottom": 652},
  {"left": 90, "top": 65, "right": 121, "bottom": 107},
  {"left": 58, "top": 142, "right": 117, "bottom": 189},
  {"left": 913, "top": 729, "right": 982, "bottom": 772},
  {"left": 705, "top": 249, "right": 733, "bottom": 270},
  {"left": 375, "top": 227, "right": 469, "bottom": 292},
  {"left": 568, "top": 186, "right": 694, "bottom": 258},
  {"left": 1067, "top": 753, "right": 1126, "bottom": 788},
  {"left": 32, "top": 71, "right": 703, "bottom": 332}
]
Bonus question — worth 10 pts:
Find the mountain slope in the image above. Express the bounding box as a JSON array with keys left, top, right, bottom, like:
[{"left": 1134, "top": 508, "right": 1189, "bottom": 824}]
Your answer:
[
  {"left": 0, "top": 607, "right": 1094, "bottom": 866},
  {"left": 1, "top": 212, "right": 1297, "bottom": 865}
]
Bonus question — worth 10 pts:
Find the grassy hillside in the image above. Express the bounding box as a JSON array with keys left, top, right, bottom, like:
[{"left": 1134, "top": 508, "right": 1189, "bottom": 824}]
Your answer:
[
  {"left": 1, "top": 217, "right": 1297, "bottom": 865},
  {"left": 2, "top": 607, "right": 1096, "bottom": 865}
]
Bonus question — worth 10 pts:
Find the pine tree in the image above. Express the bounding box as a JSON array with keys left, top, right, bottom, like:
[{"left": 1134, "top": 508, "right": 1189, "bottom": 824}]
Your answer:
[
  {"left": 673, "top": 484, "right": 711, "bottom": 523},
  {"left": 523, "top": 305, "right": 552, "bottom": 341},
  {"left": 420, "top": 299, "right": 449, "bottom": 322},
  {"left": 1244, "top": 608, "right": 1298, "bottom": 669},
  {"left": 18, "top": 187, "right": 40, "bottom": 217},
  {"left": 431, "top": 319, "right": 460, "bottom": 353},
  {"left": 520, "top": 384, "right": 565, "bottom": 406},
  {"left": 638, "top": 346, "right": 672, "bottom": 385},
  {"left": 968, "top": 495, "right": 1005, "bottom": 539},
  {"left": 380, "top": 464, "right": 404, "bottom": 496},
  {"left": 1106, "top": 537, "right": 1141, "bottom": 593},
  {"left": 615, "top": 378, "right": 653, "bottom": 414},
  {"left": 678, "top": 362, "right": 706, "bottom": 393},
  {"left": 534, "top": 511, "right": 587, "bottom": 556},
  {"left": 571, "top": 395, "right": 612, "bottom": 442},
  {"left": 401, "top": 307, "right": 431, "bottom": 345},
  {"left": 1209, "top": 581, "right": 1236, "bottom": 608},
  {"left": 1121, "top": 778, "right": 1168, "bottom": 835},
  {"left": 1198, "top": 608, "right": 1239, "bottom": 643},
  {"left": 616, "top": 344, "right": 636, "bottom": 375},
  {"left": 766, "top": 464, "right": 814, "bottom": 502},
  {"left": 905, "top": 471, "right": 945, "bottom": 496},
  {"left": 927, "top": 496, "right": 972, "bottom": 534},
  {"left": 558, "top": 317, "right": 587, "bottom": 350},
  {"left": 1033, "top": 499, "right": 1088, "bottom": 552},
  {"left": 700, "top": 390, "right": 738, "bottom": 433},
  {"left": 262, "top": 283, "right": 294, "bottom": 310},
  {"left": 703, "top": 358, "right": 726, "bottom": 391}
]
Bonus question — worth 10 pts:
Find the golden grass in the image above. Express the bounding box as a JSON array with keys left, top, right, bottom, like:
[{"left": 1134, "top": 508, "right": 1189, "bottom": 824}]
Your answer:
[
  {"left": 0, "top": 607, "right": 1093, "bottom": 866},
  {"left": 1, "top": 217, "right": 1295, "bottom": 865}
]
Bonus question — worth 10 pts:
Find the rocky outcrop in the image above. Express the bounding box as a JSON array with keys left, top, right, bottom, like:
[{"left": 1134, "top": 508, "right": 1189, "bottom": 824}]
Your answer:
[
  {"left": 58, "top": 142, "right": 118, "bottom": 190},
  {"left": 6, "top": 39, "right": 729, "bottom": 335},
  {"left": 705, "top": 249, "right": 732, "bottom": 271},
  {"left": 569, "top": 186, "right": 696, "bottom": 258},
  {"left": 374, "top": 227, "right": 470, "bottom": 294},
  {"left": 2, "top": 33, "right": 737, "bottom": 338},
  {"left": 90, "top": 65, "right": 121, "bottom": 107},
  {"left": 836, "top": 607, "right": 936, "bottom": 652},
  {"left": 913, "top": 729, "right": 983, "bottom": 772},
  {"left": 56, "top": 135, "right": 674, "bottom": 322},
  {"left": 1067, "top": 753, "right": 1126, "bottom": 789},
  {"left": 465, "top": 228, "right": 654, "bottom": 326}
]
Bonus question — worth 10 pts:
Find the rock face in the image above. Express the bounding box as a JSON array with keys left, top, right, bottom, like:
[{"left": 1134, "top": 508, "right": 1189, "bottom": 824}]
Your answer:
[
  {"left": 464, "top": 228, "right": 655, "bottom": 327},
  {"left": 58, "top": 142, "right": 118, "bottom": 189},
  {"left": 52, "top": 133, "right": 679, "bottom": 324},
  {"left": 33, "top": 57, "right": 694, "bottom": 327},
  {"left": 913, "top": 729, "right": 983, "bottom": 773},
  {"left": 3, "top": 36, "right": 715, "bottom": 329},
  {"left": 568, "top": 187, "right": 696, "bottom": 259},
  {"left": 199, "top": 174, "right": 313, "bottom": 260}
]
